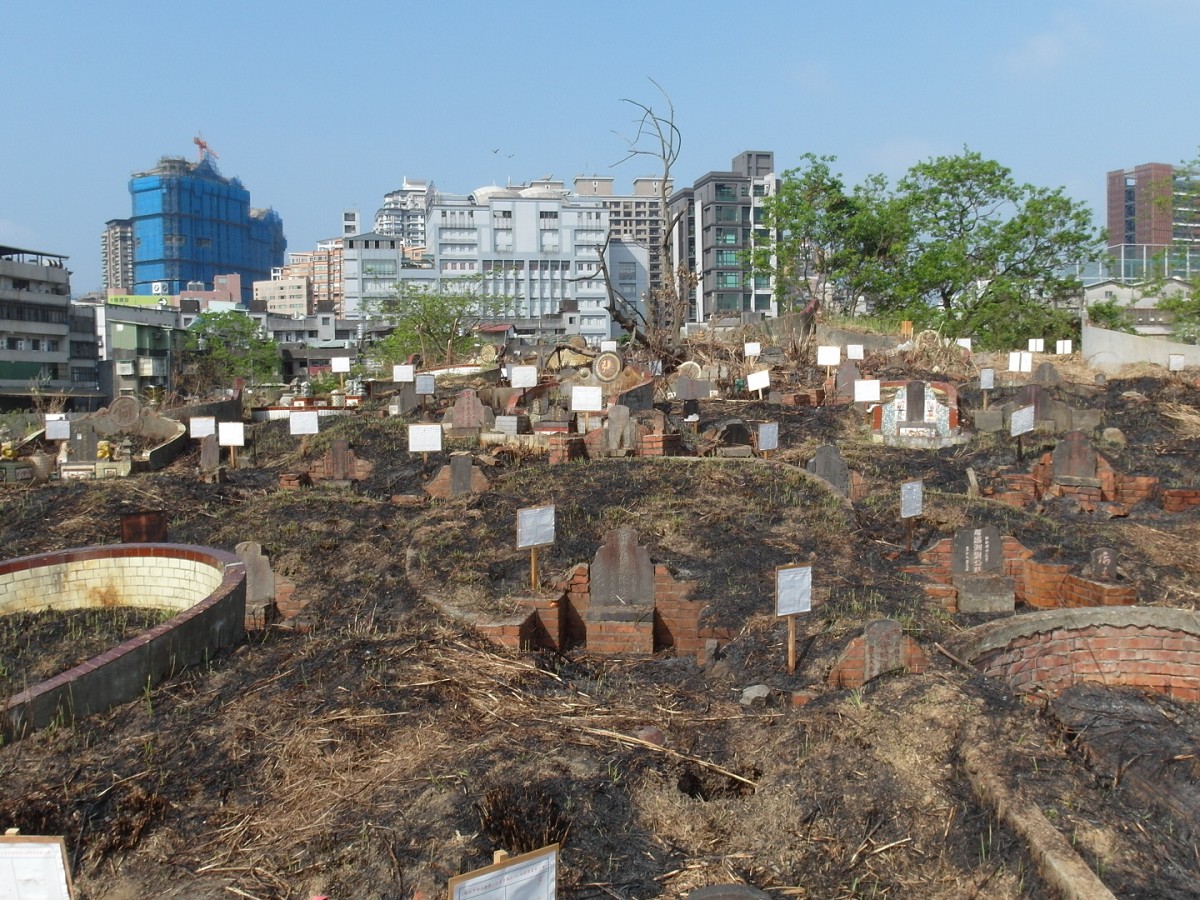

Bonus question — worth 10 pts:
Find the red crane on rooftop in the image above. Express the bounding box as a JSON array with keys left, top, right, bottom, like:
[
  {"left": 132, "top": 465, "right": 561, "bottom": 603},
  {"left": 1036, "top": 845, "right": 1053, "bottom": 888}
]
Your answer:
[{"left": 194, "top": 134, "right": 220, "bottom": 162}]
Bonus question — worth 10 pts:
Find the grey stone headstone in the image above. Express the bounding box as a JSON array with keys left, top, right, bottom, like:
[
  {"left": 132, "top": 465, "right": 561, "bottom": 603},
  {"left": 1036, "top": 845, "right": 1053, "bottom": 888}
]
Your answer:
[
  {"left": 1091, "top": 547, "right": 1118, "bottom": 581},
  {"left": 235, "top": 541, "right": 276, "bottom": 605},
  {"left": 331, "top": 439, "right": 351, "bottom": 481},
  {"left": 973, "top": 408, "right": 1004, "bottom": 433},
  {"left": 836, "top": 361, "right": 862, "bottom": 399},
  {"left": 952, "top": 526, "right": 1003, "bottom": 575},
  {"left": 905, "top": 382, "right": 926, "bottom": 422},
  {"left": 1015, "top": 383, "right": 1050, "bottom": 422},
  {"left": 768, "top": 390, "right": 783, "bottom": 406},
  {"left": 806, "top": 445, "right": 850, "bottom": 497},
  {"left": 1052, "top": 431, "right": 1099, "bottom": 487},
  {"left": 71, "top": 420, "right": 99, "bottom": 462},
  {"left": 200, "top": 433, "right": 220, "bottom": 472},
  {"left": 676, "top": 376, "right": 712, "bottom": 402},
  {"left": 607, "top": 404, "right": 631, "bottom": 452},
  {"left": 449, "top": 453, "right": 474, "bottom": 496},
  {"left": 862, "top": 619, "right": 907, "bottom": 683},
  {"left": 452, "top": 390, "right": 492, "bottom": 429},
  {"left": 1033, "top": 362, "right": 1062, "bottom": 387},
  {"left": 953, "top": 574, "right": 1016, "bottom": 613},
  {"left": 588, "top": 528, "right": 655, "bottom": 621},
  {"left": 1070, "top": 408, "right": 1103, "bottom": 433}
]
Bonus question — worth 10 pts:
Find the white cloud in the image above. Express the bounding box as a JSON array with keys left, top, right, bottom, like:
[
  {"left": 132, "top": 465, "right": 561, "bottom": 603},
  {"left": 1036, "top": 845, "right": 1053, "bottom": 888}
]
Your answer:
[{"left": 1001, "top": 16, "right": 1088, "bottom": 77}]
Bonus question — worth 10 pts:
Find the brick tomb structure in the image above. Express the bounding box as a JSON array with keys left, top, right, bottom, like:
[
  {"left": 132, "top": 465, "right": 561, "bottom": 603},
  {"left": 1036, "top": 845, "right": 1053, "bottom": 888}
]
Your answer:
[
  {"left": 902, "top": 528, "right": 1136, "bottom": 612},
  {"left": 472, "top": 528, "right": 733, "bottom": 660}
]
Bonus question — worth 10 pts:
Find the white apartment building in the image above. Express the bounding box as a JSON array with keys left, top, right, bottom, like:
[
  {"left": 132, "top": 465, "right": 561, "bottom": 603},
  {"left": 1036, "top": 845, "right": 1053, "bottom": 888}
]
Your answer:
[
  {"left": 374, "top": 178, "right": 429, "bottom": 250},
  {"left": 253, "top": 271, "right": 313, "bottom": 316}
]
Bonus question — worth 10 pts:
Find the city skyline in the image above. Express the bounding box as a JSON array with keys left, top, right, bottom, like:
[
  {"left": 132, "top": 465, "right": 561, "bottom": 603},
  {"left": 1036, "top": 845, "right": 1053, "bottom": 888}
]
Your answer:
[{"left": 5, "top": 0, "right": 1200, "bottom": 295}]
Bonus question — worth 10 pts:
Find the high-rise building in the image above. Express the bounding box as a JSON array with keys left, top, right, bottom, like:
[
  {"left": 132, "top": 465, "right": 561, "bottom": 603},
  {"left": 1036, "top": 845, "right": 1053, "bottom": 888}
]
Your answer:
[
  {"left": 670, "top": 150, "right": 777, "bottom": 323},
  {"left": 101, "top": 218, "right": 134, "bottom": 295},
  {"left": 1105, "top": 163, "right": 1200, "bottom": 280},
  {"left": 373, "top": 178, "right": 429, "bottom": 250},
  {"left": 573, "top": 175, "right": 670, "bottom": 294},
  {"left": 284, "top": 238, "right": 344, "bottom": 314},
  {"left": 128, "top": 153, "right": 286, "bottom": 303}
]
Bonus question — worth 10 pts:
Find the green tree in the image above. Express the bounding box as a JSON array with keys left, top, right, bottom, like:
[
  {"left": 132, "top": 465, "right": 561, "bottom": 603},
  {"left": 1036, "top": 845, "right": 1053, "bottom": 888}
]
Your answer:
[
  {"left": 183, "top": 311, "right": 278, "bottom": 390},
  {"left": 1084, "top": 297, "right": 1136, "bottom": 333},
  {"left": 1157, "top": 292, "right": 1200, "bottom": 343},
  {"left": 885, "top": 149, "right": 1102, "bottom": 347},
  {"left": 369, "top": 278, "right": 513, "bottom": 366}
]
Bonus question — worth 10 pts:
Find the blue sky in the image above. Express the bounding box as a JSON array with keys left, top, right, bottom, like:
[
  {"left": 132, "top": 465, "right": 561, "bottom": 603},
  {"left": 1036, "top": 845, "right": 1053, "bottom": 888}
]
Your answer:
[{"left": 4, "top": 0, "right": 1199, "bottom": 294}]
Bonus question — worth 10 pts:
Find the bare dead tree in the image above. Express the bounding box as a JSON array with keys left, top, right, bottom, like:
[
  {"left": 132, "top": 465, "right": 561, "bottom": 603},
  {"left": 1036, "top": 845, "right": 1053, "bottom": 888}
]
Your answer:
[{"left": 607, "top": 79, "right": 693, "bottom": 369}]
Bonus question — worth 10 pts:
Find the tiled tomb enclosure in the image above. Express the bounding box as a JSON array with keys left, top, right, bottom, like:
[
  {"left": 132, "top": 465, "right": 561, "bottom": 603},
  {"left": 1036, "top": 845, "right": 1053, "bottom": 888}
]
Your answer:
[
  {"left": 0, "top": 544, "right": 246, "bottom": 740},
  {"left": 953, "top": 608, "right": 1200, "bottom": 702}
]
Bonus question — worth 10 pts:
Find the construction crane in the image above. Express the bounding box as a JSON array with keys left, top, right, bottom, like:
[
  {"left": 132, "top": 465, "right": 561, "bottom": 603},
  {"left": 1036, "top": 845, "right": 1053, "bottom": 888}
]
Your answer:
[{"left": 193, "top": 134, "right": 220, "bottom": 162}]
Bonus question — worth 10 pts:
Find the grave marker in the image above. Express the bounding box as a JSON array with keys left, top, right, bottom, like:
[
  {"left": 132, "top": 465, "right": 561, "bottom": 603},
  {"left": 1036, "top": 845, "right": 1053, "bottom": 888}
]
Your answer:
[
  {"left": 900, "top": 479, "right": 923, "bottom": 551},
  {"left": 744, "top": 341, "right": 761, "bottom": 358},
  {"left": 1091, "top": 547, "right": 1118, "bottom": 581},
  {"left": 218, "top": 421, "right": 245, "bottom": 469},
  {"left": 517, "top": 504, "right": 556, "bottom": 588},
  {"left": 835, "top": 360, "right": 861, "bottom": 400},
  {"left": 44, "top": 417, "right": 69, "bottom": 441},
  {"left": 1169, "top": 354, "right": 1185, "bottom": 373},
  {"left": 1052, "top": 431, "right": 1099, "bottom": 487},
  {"left": 806, "top": 445, "right": 850, "bottom": 497},
  {"left": 952, "top": 526, "right": 1003, "bottom": 575},
  {"left": 0, "top": 834, "right": 74, "bottom": 900},
  {"left": 757, "top": 422, "right": 779, "bottom": 455},
  {"left": 776, "top": 563, "right": 812, "bottom": 674},
  {"left": 606, "top": 404, "right": 632, "bottom": 453},
  {"left": 448, "top": 844, "right": 558, "bottom": 900},
  {"left": 853, "top": 379, "right": 881, "bottom": 403},
  {"left": 190, "top": 416, "right": 216, "bottom": 439},
  {"left": 393, "top": 364, "right": 415, "bottom": 383},
  {"left": 846, "top": 344, "right": 865, "bottom": 360},
  {"left": 862, "top": 619, "right": 907, "bottom": 684},
  {"left": 199, "top": 433, "right": 220, "bottom": 473},
  {"left": 746, "top": 368, "right": 770, "bottom": 397}
]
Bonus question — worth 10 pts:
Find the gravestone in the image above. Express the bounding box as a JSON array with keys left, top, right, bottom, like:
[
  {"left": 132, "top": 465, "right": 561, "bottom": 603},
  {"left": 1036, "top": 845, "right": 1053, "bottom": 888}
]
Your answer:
[
  {"left": 331, "top": 439, "right": 352, "bottom": 482},
  {"left": 606, "top": 404, "right": 633, "bottom": 453},
  {"left": 235, "top": 540, "right": 276, "bottom": 607},
  {"left": 199, "top": 433, "right": 220, "bottom": 472},
  {"left": 835, "top": 360, "right": 862, "bottom": 400},
  {"left": 450, "top": 453, "right": 475, "bottom": 495},
  {"left": 862, "top": 619, "right": 908, "bottom": 683},
  {"left": 806, "top": 445, "right": 850, "bottom": 497},
  {"left": 1052, "top": 431, "right": 1099, "bottom": 487},
  {"left": 768, "top": 390, "right": 783, "bottom": 406},
  {"left": 589, "top": 528, "right": 655, "bottom": 621},
  {"left": 675, "top": 376, "right": 711, "bottom": 402},
  {"left": 495, "top": 415, "right": 531, "bottom": 437},
  {"left": 1015, "top": 383, "right": 1051, "bottom": 423},
  {"left": 423, "top": 453, "right": 490, "bottom": 499},
  {"left": 70, "top": 420, "right": 99, "bottom": 462},
  {"left": 1033, "top": 362, "right": 1062, "bottom": 387},
  {"left": 904, "top": 382, "right": 926, "bottom": 422},
  {"left": 951, "top": 525, "right": 1013, "bottom": 613},
  {"left": 1090, "top": 547, "right": 1118, "bottom": 581}
]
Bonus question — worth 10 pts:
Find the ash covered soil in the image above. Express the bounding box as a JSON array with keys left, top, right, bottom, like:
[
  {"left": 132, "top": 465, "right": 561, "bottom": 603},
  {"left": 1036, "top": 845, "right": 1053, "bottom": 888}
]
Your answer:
[{"left": 2, "top": 368, "right": 1200, "bottom": 898}]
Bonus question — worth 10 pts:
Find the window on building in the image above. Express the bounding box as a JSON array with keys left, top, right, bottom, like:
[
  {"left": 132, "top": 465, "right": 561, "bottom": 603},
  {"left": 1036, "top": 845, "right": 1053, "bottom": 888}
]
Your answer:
[{"left": 716, "top": 250, "right": 739, "bottom": 267}]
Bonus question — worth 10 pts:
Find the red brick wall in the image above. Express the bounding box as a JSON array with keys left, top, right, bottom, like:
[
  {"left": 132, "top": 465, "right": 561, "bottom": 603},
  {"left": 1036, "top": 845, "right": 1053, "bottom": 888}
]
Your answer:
[
  {"left": 638, "top": 434, "right": 683, "bottom": 457},
  {"left": 1162, "top": 489, "right": 1200, "bottom": 513},
  {"left": 548, "top": 435, "right": 586, "bottom": 464},
  {"left": 974, "top": 625, "right": 1200, "bottom": 701},
  {"left": 826, "top": 633, "right": 928, "bottom": 689}
]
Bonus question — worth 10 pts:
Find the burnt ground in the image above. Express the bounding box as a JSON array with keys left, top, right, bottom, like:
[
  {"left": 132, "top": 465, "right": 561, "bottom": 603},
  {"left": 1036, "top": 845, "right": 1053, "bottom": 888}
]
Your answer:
[{"left": 1, "top": 367, "right": 1200, "bottom": 898}]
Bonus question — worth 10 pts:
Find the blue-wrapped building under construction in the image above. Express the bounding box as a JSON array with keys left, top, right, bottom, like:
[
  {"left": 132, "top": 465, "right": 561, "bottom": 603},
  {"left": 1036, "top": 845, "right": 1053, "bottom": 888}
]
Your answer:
[{"left": 129, "top": 154, "right": 286, "bottom": 304}]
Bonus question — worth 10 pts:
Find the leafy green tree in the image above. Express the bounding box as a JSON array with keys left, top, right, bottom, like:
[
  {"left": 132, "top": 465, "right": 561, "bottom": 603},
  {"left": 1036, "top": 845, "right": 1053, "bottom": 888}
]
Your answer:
[
  {"left": 1085, "top": 297, "right": 1136, "bottom": 333},
  {"left": 1157, "top": 292, "right": 1200, "bottom": 343},
  {"left": 369, "top": 278, "right": 513, "bottom": 366},
  {"left": 182, "top": 311, "right": 278, "bottom": 390}
]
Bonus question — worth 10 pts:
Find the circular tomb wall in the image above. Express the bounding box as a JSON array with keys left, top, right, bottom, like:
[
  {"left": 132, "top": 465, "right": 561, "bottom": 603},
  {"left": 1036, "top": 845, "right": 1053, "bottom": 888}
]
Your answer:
[{"left": 0, "top": 544, "right": 246, "bottom": 740}]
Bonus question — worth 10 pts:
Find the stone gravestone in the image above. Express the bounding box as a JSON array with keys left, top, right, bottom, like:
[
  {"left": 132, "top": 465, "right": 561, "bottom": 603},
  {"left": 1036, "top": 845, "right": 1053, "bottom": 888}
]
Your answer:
[
  {"left": 1033, "top": 362, "right": 1062, "bottom": 387},
  {"left": 449, "top": 453, "right": 475, "bottom": 496},
  {"left": 331, "top": 439, "right": 352, "bottom": 482},
  {"left": 835, "top": 360, "right": 861, "bottom": 400},
  {"left": 199, "top": 433, "right": 220, "bottom": 472},
  {"left": 1015, "top": 383, "right": 1050, "bottom": 423},
  {"left": 951, "top": 525, "right": 1014, "bottom": 613},
  {"left": 587, "top": 528, "right": 656, "bottom": 653},
  {"left": 862, "top": 619, "right": 907, "bottom": 683},
  {"left": 904, "top": 381, "right": 926, "bottom": 422},
  {"left": 675, "top": 376, "right": 711, "bottom": 402},
  {"left": 1052, "top": 431, "right": 1099, "bottom": 487},
  {"left": 449, "top": 389, "right": 494, "bottom": 438},
  {"left": 70, "top": 419, "right": 99, "bottom": 462},
  {"left": 235, "top": 540, "right": 277, "bottom": 627},
  {"left": 1090, "top": 547, "right": 1118, "bottom": 581},
  {"left": 806, "top": 445, "right": 850, "bottom": 497}
]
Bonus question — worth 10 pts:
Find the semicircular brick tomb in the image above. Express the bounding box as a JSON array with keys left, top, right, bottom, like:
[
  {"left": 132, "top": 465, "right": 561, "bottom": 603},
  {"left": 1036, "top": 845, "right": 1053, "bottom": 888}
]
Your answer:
[
  {"left": 1, "top": 544, "right": 246, "bottom": 740},
  {"left": 952, "top": 608, "right": 1200, "bottom": 702}
]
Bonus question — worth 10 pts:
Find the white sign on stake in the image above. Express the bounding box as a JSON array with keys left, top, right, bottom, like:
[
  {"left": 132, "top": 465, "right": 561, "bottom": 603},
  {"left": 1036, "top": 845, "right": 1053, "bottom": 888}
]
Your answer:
[
  {"left": 758, "top": 422, "right": 779, "bottom": 452},
  {"left": 746, "top": 369, "right": 771, "bottom": 392},
  {"left": 600, "top": 340, "right": 618, "bottom": 352},
  {"left": 853, "top": 379, "right": 881, "bottom": 403},
  {"left": 1007, "top": 351, "right": 1022, "bottom": 373},
  {"left": 901, "top": 480, "right": 924, "bottom": 519},
  {"left": 407, "top": 423, "right": 442, "bottom": 453},
  {"left": 571, "top": 385, "right": 604, "bottom": 412},
  {"left": 415, "top": 374, "right": 436, "bottom": 396},
  {"left": 217, "top": 422, "right": 245, "bottom": 447},
  {"left": 331, "top": 356, "right": 351, "bottom": 374},
  {"left": 846, "top": 344, "right": 865, "bottom": 360},
  {"left": 775, "top": 564, "right": 813, "bottom": 617},
  {"left": 1020, "top": 351, "right": 1033, "bottom": 373},
  {"left": 956, "top": 337, "right": 973, "bottom": 351},
  {"left": 980, "top": 368, "right": 995, "bottom": 391},
  {"left": 289, "top": 410, "right": 319, "bottom": 436},
  {"left": 1169, "top": 354, "right": 1185, "bottom": 372},
  {"left": 45, "top": 418, "right": 70, "bottom": 441},
  {"left": 393, "top": 364, "right": 415, "bottom": 383},
  {"left": 1056, "top": 339, "right": 1073, "bottom": 355},
  {"left": 190, "top": 416, "right": 216, "bottom": 439},
  {"left": 1010, "top": 404, "right": 1036, "bottom": 437},
  {"left": 0, "top": 835, "right": 74, "bottom": 900},
  {"left": 449, "top": 844, "right": 558, "bottom": 900},
  {"left": 510, "top": 365, "right": 539, "bottom": 389},
  {"left": 816, "top": 345, "right": 841, "bottom": 367},
  {"left": 744, "top": 341, "right": 762, "bottom": 358},
  {"left": 517, "top": 505, "right": 556, "bottom": 549},
  {"left": 1026, "top": 338, "right": 1042, "bottom": 353}
]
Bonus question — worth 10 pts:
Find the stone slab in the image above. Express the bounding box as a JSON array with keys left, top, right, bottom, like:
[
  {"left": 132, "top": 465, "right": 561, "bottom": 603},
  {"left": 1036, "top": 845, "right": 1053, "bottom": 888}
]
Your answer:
[{"left": 953, "top": 573, "right": 1015, "bottom": 613}]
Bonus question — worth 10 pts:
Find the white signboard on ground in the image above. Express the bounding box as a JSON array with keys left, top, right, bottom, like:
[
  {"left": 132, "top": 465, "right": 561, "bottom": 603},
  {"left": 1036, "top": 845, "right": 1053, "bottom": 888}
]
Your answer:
[
  {"left": 1028, "top": 338, "right": 1045, "bottom": 353},
  {"left": 853, "top": 379, "right": 881, "bottom": 403},
  {"left": 517, "top": 505, "right": 556, "bottom": 549},
  {"left": 1169, "top": 354, "right": 1185, "bottom": 372},
  {"left": 816, "top": 345, "right": 840, "bottom": 367},
  {"left": 956, "top": 338, "right": 972, "bottom": 351},
  {"left": 600, "top": 340, "right": 618, "bottom": 352},
  {"left": 1010, "top": 404, "right": 1036, "bottom": 437},
  {"left": 571, "top": 385, "right": 604, "bottom": 412},
  {"left": 331, "top": 356, "right": 351, "bottom": 374},
  {"left": 415, "top": 374, "right": 436, "bottom": 396},
  {"left": 758, "top": 422, "right": 779, "bottom": 451},
  {"left": 45, "top": 418, "right": 70, "bottom": 441},
  {"left": 775, "top": 564, "right": 813, "bottom": 617},
  {"left": 747, "top": 369, "right": 771, "bottom": 392},
  {"left": 449, "top": 844, "right": 558, "bottom": 900},
  {"left": 901, "top": 480, "right": 924, "bottom": 519},
  {"left": 980, "top": 368, "right": 995, "bottom": 390},
  {"left": 289, "top": 410, "right": 319, "bottom": 436},
  {"left": 190, "top": 416, "right": 216, "bottom": 439},
  {"left": 217, "top": 422, "right": 245, "bottom": 447},
  {"left": 407, "top": 423, "right": 442, "bottom": 453},
  {"left": 510, "top": 365, "right": 539, "bottom": 389},
  {"left": 846, "top": 344, "right": 864, "bottom": 360},
  {"left": 0, "top": 836, "right": 74, "bottom": 900},
  {"left": 1056, "top": 339, "right": 1073, "bottom": 355},
  {"left": 393, "top": 364, "right": 415, "bottom": 383},
  {"left": 744, "top": 341, "right": 761, "bottom": 358}
]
